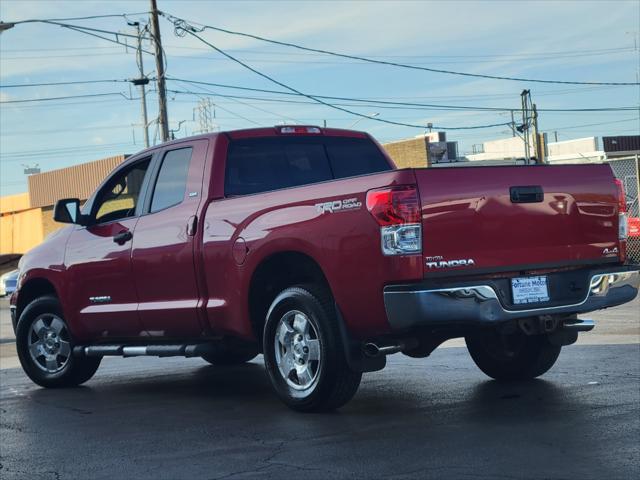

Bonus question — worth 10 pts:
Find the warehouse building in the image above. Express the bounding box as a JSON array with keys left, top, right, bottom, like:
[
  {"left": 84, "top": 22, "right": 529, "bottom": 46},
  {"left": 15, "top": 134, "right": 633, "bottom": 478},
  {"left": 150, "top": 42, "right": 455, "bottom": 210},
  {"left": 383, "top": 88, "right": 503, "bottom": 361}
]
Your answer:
[
  {"left": 0, "top": 155, "right": 127, "bottom": 255},
  {"left": 382, "top": 132, "right": 459, "bottom": 168}
]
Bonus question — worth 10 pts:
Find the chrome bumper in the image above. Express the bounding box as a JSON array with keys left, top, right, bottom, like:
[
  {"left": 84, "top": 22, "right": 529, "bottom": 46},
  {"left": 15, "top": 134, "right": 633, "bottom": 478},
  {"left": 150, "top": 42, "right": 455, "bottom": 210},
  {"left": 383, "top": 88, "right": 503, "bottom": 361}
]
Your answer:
[{"left": 383, "top": 269, "right": 640, "bottom": 331}]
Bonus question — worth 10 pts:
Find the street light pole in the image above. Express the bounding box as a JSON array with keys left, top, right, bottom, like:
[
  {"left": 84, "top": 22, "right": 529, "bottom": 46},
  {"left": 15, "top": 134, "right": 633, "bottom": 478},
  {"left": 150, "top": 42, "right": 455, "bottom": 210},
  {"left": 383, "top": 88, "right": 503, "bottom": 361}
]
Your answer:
[{"left": 150, "top": 0, "right": 169, "bottom": 142}]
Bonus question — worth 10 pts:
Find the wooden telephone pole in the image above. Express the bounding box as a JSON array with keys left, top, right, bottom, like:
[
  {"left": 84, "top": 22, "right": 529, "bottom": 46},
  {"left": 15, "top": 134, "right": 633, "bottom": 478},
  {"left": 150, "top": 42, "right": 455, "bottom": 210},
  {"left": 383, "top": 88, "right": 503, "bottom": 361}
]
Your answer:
[{"left": 150, "top": 0, "right": 169, "bottom": 142}]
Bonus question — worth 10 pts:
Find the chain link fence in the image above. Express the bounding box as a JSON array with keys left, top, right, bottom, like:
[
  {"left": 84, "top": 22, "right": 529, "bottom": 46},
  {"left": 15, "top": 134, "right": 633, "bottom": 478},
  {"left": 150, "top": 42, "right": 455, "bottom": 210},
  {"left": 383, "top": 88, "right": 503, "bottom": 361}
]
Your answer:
[{"left": 607, "top": 155, "right": 640, "bottom": 264}]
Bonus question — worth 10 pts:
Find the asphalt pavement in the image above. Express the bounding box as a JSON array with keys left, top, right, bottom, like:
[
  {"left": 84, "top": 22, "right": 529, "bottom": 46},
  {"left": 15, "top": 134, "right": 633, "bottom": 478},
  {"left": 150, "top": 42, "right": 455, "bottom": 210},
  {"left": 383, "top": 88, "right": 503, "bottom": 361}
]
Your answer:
[{"left": 0, "top": 297, "right": 639, "bottom": 480}]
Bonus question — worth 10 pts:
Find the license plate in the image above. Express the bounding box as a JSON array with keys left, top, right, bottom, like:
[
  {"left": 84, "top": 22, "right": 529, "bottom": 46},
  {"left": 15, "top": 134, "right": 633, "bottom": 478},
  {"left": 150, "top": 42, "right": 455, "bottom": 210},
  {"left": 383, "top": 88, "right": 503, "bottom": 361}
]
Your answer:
[{"left": 511, "top": 276, "right": 549, "bottom": 305}]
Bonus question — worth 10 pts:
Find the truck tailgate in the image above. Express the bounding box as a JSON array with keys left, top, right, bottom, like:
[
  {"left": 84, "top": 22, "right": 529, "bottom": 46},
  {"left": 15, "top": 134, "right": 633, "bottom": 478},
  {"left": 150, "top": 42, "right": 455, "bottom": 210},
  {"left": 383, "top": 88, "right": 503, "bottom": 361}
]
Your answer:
[{"left": 414, "top": 164, "right": 620, "bottom": 276}]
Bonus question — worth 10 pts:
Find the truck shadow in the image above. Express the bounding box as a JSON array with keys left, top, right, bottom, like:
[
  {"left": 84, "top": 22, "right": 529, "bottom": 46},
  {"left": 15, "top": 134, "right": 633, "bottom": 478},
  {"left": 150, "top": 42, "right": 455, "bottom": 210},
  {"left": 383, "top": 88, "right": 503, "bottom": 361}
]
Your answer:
[{"left": 24, "top": 357, "right": 586, "bottom": 426}]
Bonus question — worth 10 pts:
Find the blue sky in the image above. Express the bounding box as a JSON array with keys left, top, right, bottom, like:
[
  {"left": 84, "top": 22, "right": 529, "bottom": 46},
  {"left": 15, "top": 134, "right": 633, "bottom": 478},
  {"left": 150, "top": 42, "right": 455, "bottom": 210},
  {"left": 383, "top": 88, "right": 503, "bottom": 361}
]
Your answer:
[{"left": 1, "top": 0, "right": 639, "bottom": 195}]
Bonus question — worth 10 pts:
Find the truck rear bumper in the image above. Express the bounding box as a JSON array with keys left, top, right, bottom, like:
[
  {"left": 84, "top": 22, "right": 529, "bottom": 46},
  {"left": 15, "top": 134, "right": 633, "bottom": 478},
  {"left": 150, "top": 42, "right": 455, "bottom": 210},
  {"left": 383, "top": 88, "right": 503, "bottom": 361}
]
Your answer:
[{"left": 383, "top": 267, "right": 639, "bottom": 331}]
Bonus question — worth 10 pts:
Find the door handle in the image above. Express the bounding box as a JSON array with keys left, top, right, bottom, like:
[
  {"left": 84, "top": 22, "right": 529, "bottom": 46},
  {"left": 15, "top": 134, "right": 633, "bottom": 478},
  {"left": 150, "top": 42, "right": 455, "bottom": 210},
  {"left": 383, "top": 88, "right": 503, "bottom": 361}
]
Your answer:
[
  {"left": 510, "top": 185, "right": 544, "bottom": 203},
  {"left": 113, "top": 230, "right": 133, "bottom": 244},
  {"left": 187, "top": 215, "right": 197, "bottom": 236}
]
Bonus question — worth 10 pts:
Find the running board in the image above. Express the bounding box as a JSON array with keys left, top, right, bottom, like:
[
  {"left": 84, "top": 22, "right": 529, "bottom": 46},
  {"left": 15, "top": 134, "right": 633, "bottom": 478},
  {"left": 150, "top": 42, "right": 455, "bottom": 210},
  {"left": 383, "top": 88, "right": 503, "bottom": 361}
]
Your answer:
[{"left": 73, "top": 343, "right": 217, "bottom": 358}]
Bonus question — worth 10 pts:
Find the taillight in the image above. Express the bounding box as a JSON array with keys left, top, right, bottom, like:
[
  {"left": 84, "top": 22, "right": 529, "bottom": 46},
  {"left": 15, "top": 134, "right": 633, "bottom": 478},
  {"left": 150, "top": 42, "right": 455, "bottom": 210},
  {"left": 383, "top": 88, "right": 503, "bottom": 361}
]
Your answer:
[
  {"left": 615, "top": 179, "right": 628, "bottom": 242},
  {"left": 366, "top": 185, "right": 422, "bottom": 255}
]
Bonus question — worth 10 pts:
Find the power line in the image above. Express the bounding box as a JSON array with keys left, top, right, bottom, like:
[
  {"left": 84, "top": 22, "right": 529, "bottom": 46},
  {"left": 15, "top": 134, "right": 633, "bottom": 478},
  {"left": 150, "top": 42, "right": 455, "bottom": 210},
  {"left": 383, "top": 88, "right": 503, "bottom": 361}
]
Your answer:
[
  {"left": 0, "top": 97, "right": 142, "bottom": 109},
  {"left": 2, "top": 124, "right": 137, "bottom": 136},
  {"left": 166, "top": 27, "right": 511, "bottom": 131},
  {"left": 3, "top": 77, "right": 633, "bottom": 113},
  {"left": 3, "top": 44, "right": 633, "bottom": 59},
  {"left": 1, "top": 18, "right": 156, "bottom": 56},
  {"left": 167, "top": 45, "right": 634, "bottom": 63},
  {"left": 0, "top": 142, "right": 137, "bottom": 161},
  {"left": 0, "top": 79, "right": 137, "bottom": 88},
  {"left": 167, "top": 77, "right": 638, "bottom": 113},
  {"left": 161, "top": 12, "right": 640, "bottom": 86},
  {"left": 149, "top": 50, "right": 638, "bottom": 66},
  {"left": 547, "top": 117, "right": 640, "bottom": 131},
  {"left": 1, "top": 52, "right": 139, "bottom": 60},
  {"left": 0, "top": 92, "right": 133, "bottom": 104},
  {"left": 171, "top": 84, "right": 263, "bottom": 127},
  {"left": 171, "top": 78, "right": 304, "bottom": 124},
  {"left": 4, "top": 13, "right": 150, "bottom": 24}
]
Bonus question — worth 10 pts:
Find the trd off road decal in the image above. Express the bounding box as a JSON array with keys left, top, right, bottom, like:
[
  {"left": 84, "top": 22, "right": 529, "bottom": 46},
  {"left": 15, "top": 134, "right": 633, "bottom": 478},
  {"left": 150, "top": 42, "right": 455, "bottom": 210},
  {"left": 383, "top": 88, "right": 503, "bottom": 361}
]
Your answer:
[{"left": 315, "top": 198, "right": 362, "bottom": 214}]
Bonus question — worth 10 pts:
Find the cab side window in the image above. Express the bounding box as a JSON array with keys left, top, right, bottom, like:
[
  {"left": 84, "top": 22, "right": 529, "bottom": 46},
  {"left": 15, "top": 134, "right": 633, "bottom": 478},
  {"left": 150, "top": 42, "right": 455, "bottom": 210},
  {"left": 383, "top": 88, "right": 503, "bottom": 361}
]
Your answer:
[
  {"left": 94, "top": 159, "right": 151, "bottom": 224},
  {"left": 150, "top": 148, "right": 193, "bottom": 213}
]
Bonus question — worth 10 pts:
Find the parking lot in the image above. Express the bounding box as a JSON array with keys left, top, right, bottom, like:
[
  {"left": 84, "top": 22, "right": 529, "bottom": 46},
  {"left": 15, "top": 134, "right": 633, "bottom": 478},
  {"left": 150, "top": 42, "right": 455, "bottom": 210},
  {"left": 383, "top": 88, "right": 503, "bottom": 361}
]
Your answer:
[{"left": 1, "top": 297, "right": 638, "bottom": 480}]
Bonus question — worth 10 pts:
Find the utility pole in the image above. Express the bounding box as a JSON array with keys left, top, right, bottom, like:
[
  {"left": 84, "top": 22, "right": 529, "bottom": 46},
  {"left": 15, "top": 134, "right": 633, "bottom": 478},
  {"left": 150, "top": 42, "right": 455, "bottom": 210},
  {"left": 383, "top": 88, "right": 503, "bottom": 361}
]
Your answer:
[
  {"left": 532, "top": 103, "right": 541, "bottom": 163},
  {"left": 150, "top": 0, "right": 169, "bottom": 142},
  {"left": 510, "top": 110, "right": 516, "bottom": 137},
  {"left": 129, "top": 22, "right": 150, "bottom": 148},
  {"left": 520, "top": 90, "right": 531, "bottom": 163}
]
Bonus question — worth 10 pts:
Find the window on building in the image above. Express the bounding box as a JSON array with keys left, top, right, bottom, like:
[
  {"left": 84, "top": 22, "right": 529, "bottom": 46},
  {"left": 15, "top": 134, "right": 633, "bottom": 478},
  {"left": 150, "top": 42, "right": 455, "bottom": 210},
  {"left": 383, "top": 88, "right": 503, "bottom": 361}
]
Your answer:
[
  {"left": 150, "top": 148, "right": 193, "bottom": 213},
  {"left": 94, "top": 159, "right": 151, "bottom": 224}
]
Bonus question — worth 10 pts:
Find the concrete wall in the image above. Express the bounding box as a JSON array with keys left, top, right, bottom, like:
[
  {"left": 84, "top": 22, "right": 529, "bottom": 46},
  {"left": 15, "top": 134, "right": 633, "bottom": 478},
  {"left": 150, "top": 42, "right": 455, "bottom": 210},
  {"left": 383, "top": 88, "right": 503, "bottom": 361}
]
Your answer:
[
  {"left": 382, "top": 137, "right": 430, "bottom": 168},
  {"left": 547, "top": 137, "right": 598, "bottom": 157},
  {"left": 467, "top": 137, "right": 534, "bottom": 161}
]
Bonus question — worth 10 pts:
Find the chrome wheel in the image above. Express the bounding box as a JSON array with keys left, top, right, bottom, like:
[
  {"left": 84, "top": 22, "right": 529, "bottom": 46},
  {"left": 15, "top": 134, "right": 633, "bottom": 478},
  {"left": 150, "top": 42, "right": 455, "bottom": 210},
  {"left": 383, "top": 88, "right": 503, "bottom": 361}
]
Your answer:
[
  {"left": 274, "top": 310, "right": 321, "bottom": 391},
  {"left": 27, "top": 314, "right": 71, "bottom": 373}
]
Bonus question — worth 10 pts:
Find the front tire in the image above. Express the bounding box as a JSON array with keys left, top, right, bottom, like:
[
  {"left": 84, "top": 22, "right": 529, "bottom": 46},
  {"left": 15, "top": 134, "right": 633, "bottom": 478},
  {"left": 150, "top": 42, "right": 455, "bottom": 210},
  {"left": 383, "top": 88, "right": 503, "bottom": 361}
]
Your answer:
[
  {"left": 465, "top": 328, "right": 561, "bottom": 381},
  {"left": 263, "top": 285, "right": 361, "bottom": 412},
  {"left": 16, "top": 295, "right": 101, "bottom": 388}
]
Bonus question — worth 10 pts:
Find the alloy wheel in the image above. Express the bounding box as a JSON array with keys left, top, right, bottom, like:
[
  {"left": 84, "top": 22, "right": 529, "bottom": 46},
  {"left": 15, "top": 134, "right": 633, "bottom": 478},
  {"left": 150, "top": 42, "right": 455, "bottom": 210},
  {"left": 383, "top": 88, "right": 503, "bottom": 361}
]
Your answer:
[
  {"left": 27, "top": 314, "right": 72, "bottom": 373},
  {"left": 274, "top": 310, "right": 321, "bottom": 391}
]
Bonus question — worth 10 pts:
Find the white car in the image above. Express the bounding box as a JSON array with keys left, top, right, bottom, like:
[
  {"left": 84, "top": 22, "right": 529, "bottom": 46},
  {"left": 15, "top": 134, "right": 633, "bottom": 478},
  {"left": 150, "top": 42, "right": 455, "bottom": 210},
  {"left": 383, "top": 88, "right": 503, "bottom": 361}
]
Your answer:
[{"left": 0, "top": 269, "right": 19, "bottom": 297}]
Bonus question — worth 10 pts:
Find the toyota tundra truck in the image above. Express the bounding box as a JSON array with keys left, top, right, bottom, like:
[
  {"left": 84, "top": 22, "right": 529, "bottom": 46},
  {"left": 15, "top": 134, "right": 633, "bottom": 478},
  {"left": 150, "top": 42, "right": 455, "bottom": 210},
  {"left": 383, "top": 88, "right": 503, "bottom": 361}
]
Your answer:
[{"left": 10, "top": 126, "right": 639, "bottom": 412}]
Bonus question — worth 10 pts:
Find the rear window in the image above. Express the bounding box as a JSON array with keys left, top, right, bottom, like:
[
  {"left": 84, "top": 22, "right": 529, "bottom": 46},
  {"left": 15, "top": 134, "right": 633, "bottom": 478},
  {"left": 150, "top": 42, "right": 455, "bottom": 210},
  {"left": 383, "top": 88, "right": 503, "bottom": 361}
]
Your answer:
[{"left": 224, "top": 136, "right": 391, "bottom": 196}]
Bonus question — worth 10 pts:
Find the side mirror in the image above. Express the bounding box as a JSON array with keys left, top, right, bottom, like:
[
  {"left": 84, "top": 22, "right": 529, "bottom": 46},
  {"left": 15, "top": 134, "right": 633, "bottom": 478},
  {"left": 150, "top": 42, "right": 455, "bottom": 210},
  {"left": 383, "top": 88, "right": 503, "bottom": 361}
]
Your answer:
[{"left": 53, "top": 198, "right": 85, "bottom": 225}]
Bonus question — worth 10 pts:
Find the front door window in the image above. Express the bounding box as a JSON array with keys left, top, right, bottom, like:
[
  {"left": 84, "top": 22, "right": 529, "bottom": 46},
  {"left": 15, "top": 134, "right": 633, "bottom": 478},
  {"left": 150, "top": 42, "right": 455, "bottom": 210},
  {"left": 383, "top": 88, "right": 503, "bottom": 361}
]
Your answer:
[{"left": 93, "top": 160, "right": 151, "bottom": 224}]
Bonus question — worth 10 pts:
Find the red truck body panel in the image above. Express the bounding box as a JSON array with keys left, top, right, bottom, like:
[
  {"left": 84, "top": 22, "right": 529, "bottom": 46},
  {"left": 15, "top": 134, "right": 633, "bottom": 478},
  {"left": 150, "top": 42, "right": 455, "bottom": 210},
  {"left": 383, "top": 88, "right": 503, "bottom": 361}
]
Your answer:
[
  {"left": 201, "top": 167, "right": 423, "bottom": 340},
  {"left": 415, "top": 165, "right": 621, "bottom": 276},
  {"left": 130, "top": 139, "right": 210, "bottom": 338}
]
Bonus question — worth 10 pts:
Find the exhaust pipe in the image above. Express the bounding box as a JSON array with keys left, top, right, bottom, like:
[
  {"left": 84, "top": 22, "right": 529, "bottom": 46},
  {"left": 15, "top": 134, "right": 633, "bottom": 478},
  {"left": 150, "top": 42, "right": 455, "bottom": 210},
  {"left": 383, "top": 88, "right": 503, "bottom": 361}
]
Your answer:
[
  {"left": 562, "top": 319, "right": 595, "bottom": 332},
  {"left": 362, "top": 338, "right": 418, "bottom": 358}
]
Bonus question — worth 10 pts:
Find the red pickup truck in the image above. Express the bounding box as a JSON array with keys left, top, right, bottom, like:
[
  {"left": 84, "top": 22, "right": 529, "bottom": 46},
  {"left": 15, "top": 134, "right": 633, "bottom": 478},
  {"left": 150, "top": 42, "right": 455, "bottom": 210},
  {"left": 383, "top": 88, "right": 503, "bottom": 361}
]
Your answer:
[{"left": 10, "top": 126, "right": 639, "bottom": 412}]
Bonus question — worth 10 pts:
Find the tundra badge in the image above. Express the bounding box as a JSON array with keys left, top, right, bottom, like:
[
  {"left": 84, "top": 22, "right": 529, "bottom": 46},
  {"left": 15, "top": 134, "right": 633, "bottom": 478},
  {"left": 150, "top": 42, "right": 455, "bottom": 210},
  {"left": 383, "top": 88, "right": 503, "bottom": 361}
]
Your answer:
[{"left": 426, "top": 256, "right": 476, "bottom": 269}]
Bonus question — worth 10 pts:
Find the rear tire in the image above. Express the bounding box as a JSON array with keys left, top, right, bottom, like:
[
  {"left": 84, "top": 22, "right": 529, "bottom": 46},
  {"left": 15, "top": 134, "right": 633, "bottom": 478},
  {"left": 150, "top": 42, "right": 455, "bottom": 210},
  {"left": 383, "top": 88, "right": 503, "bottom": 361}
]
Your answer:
[
  {"left": 263, "top": 285, "right": 361, "bottom": 412},
  {"left": 465, "top": 328, "right": 561, "bottom": 381},
  {"left": 16, "top": 295, "right": 101, "bottom": 388}
]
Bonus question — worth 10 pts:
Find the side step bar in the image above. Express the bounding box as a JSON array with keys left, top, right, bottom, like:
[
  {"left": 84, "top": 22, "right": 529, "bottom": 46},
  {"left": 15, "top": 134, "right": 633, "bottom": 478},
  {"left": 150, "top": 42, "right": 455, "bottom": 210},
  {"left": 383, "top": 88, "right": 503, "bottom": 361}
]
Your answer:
[{"left": 73, "top": 343, "right": 217, "bottom": 358}]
